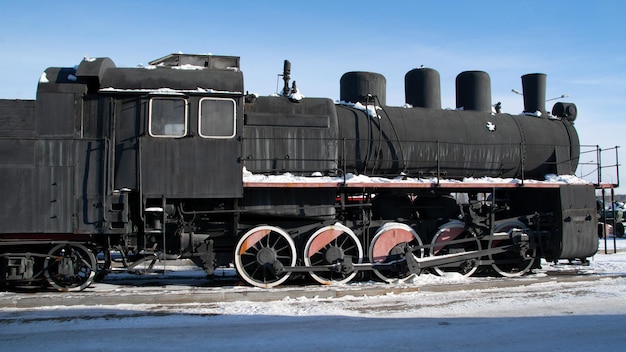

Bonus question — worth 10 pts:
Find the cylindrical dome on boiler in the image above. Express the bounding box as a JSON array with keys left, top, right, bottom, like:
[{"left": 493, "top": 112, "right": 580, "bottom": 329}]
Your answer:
[
  {"left": 340, "top": 71, "right": 386, "bottom": 106},
  {"left": 404, "top": 68, "right": 441, "bottom": 109},
  {"left": 456, "top": 71, "right": 492, "bottom": 112}
]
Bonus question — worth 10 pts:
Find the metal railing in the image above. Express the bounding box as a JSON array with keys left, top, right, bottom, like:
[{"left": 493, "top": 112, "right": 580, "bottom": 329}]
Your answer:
[
  {"left": 578, "top": 145, "right": 620, "bottom": 187},
  {"left": 582, "top": 145, "right": 622, "bottom": 254}
]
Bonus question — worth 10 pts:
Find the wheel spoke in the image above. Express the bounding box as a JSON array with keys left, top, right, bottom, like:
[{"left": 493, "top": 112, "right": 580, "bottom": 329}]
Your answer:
[
  {"left": 338, "top": 236, "right": 349, "bottom": 248},
  {"left": 268, "top": 233, "right": 280, "bottom": 249},
  {"left": 311, "top": 257, "right": 325, "bottom": 266},
  {"left": 242, "top": 260, "right": 257, "bottom": 269},
  {"left": 275, "top": 243, "right": 291, "bottom": 253},
  {"left": 343, "top": 244, "right": 356, "bottom": 252}
]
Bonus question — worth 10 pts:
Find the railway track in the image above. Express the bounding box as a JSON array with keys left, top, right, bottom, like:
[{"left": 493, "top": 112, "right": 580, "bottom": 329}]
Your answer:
[{"left": 1, "top": 267, "right": 622, "bottom": 309}]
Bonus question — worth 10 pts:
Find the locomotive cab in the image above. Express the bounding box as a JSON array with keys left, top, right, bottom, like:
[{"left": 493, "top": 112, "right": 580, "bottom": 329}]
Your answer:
[{"left": 81, "top": 54, "right": 246, "bottom": 270}]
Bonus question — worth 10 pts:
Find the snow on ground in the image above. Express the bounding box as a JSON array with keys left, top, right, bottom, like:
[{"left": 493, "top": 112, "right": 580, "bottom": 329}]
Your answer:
[{"left": 1, "top": 239, "right": 626, "bottom": 351}]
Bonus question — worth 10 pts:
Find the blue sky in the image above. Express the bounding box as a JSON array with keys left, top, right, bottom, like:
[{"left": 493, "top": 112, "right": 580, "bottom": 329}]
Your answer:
[{"left": 1, "top": 0, "right": 625, "bottom": 188}]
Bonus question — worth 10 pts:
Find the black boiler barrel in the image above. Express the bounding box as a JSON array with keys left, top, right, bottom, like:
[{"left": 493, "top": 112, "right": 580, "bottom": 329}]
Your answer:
[{"left": 335, "top": 105, "right": 579, "bottom": 179}]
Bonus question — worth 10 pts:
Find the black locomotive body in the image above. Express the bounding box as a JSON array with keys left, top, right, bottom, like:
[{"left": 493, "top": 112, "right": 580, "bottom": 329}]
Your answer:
[{"left": 0, "top": 53, "right": 602, "bottom": 290}]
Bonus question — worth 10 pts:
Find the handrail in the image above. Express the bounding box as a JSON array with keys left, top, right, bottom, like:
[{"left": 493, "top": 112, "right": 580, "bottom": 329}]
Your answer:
[{"left": 579, "top": 145, "right": 620, "bottom": 187}]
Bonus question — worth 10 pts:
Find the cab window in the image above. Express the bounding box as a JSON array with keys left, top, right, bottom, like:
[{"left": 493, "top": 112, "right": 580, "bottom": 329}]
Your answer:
[
  {"left": 199, "top": 98, "right": 236, "bottom": 138},
  {"left": 149, "top": 97, "right": 187, "bottom": 137}
]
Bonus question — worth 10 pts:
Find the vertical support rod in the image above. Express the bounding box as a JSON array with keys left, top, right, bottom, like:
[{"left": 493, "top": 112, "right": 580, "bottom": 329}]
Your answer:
[
  {"left": 342, "top": 138, "right": 347, "bottom": 183},
  {"left": 615, "top": 146, "right": 620, "bottom": 187},
  {"left": 602, "top": 188, "right": 607, "bottom": 254},
  {"left": 519, "top": 143, "right": 526, "bottom": 186},
  {"left": 611, "top": 187, "right": 617, "bottom": 253},
  {"left": 436, "top": 140, "right": 440, "bottom": 186},
  {"left": 597, "top": 146, "right": 602, "bottom": 185},
  {"left": 161, "top": 195, "right": 167, "bottom": 273}
]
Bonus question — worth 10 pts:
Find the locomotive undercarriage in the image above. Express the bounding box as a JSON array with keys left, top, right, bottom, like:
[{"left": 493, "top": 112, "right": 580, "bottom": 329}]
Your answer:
[
  {"left": 234, "top": 222, "right": 534, "bottom": 285},
  {"left": 230, "top": 189, "right": 541, "bottom": 288},
  {"left": 0, "top": 187, "right": 579, "bottom": 291}
]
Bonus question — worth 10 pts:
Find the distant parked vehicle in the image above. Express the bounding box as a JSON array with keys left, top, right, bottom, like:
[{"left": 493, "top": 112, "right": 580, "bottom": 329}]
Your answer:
[{"left": 599, "top": 201, "right": 624, "bottom": 238}]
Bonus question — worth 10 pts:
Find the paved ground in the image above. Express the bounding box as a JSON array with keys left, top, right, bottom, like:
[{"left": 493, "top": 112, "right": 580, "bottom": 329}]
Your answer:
[{"left": 1, "top": 268, "right": 621, "bottom": 309}]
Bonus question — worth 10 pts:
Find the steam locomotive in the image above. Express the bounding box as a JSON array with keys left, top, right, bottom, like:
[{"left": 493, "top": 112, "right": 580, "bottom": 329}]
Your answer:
[{"left": 0, "top": 53, "right": 602, "bottom": 291}]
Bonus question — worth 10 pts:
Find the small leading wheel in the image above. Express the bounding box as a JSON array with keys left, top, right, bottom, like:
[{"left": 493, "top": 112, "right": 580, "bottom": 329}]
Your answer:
[
  {"left": 303, "top": 223, "right": 363, "bottom": 285},
  {"left": 235, "top": 225, "right": 297, "bottom": 288},
  {"left": 489, "top": 221, "right": 536, "bottom": 277},
  {"left": 44, "top": 243, "right": 97, "bottom": 292},
  {"left": 368, "top": 222, "right": 424, "bottom": 282},
  {"left": 430, "top": 221, "right": 481, "bottom": 277}
]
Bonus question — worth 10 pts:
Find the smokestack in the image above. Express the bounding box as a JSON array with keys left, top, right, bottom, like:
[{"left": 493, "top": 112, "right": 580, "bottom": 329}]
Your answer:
[{"left": 521, "top": 73, "right": 546, "bottom": 114}]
